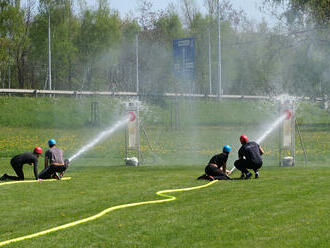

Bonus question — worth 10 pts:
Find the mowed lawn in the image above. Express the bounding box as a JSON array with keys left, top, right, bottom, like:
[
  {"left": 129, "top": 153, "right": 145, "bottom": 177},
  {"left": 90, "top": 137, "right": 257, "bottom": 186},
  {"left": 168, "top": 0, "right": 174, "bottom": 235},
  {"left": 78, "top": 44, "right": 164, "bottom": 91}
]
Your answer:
[
  {"left": 0, "top": 163, "right": 329, "bottom": 248},
  {"left": 0, "top": 96, "right": 328, "bottom": 247}
]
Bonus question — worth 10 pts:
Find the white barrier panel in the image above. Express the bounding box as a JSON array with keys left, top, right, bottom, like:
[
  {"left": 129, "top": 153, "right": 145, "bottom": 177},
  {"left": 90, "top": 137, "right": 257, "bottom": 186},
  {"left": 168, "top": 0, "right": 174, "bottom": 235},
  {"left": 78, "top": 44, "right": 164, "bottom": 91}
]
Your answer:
[
  {"left": 282, "top": 118, "right": 292, "bottom": 148},
  {"left": 128, "top": 111, "right": 138, "bottom": 149}
]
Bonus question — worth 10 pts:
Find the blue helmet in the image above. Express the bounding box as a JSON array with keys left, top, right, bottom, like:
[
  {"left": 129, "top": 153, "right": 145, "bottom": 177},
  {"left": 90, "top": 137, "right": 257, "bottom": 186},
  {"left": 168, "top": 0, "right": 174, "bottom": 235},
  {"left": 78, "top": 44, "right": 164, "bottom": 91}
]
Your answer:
[
  {"left": 48, "top": 139, "right": 56, "bottom": 146},
  {"left": 223, "top": 145, "right": 231, "bottom": 153}
]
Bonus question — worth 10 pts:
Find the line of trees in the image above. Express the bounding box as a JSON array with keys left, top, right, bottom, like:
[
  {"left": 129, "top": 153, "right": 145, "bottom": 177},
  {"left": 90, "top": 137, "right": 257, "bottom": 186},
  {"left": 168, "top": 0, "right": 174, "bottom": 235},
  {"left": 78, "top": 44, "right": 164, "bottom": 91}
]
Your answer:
[{"left": 0, "top": 0, "right": 329, "bottom": 97}]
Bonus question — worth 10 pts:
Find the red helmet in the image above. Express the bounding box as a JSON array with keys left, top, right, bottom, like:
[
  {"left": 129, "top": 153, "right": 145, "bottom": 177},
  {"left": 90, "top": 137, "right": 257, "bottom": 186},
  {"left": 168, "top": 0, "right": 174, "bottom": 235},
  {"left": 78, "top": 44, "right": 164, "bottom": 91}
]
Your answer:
[
  {"left": 34, "top": 147, "right": 43, "bottom": 154},
  {"left": 240, "top": 134, "right": 248, "bottom": 144}
]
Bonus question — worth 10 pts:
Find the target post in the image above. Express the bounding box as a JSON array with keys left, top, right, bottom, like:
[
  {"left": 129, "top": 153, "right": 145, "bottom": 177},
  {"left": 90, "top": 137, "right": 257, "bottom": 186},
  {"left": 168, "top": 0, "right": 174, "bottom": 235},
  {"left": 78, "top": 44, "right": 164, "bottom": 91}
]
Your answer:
[
  {"left": 279, "top": 99, "right": 295, "bottom": 166},
  {"left": 124, "top": 101, "right": 141, "bottom": 164}
]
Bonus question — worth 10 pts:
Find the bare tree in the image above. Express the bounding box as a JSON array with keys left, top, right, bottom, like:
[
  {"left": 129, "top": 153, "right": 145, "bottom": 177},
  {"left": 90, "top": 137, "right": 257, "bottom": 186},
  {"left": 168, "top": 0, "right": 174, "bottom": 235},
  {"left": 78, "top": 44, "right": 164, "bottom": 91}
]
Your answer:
[
  {"left": 203, "top": 0, "right": 217, "bottom": 16},
  {"left": 203, "top": 0, "right": 246, "bottom": 25},
  {"left": 137, "top": 0, "right": 157, "bottom": 30},
  {"left": 181, "top": 0, "right": 198, "bottom": 26}
]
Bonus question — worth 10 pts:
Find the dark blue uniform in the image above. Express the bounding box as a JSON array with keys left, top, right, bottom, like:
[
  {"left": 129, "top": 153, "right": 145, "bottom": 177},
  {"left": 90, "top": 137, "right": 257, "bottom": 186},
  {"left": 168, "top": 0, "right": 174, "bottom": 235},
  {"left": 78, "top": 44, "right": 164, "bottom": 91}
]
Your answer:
[
  {"left": 2, "top": 152, "right": 39, "bottom": 180},
  {"left": 204, "top": 153, "right": 230, "bottom": 180},
  {"left": 234, "top": 141, "right": 263, "bottom": 174}
]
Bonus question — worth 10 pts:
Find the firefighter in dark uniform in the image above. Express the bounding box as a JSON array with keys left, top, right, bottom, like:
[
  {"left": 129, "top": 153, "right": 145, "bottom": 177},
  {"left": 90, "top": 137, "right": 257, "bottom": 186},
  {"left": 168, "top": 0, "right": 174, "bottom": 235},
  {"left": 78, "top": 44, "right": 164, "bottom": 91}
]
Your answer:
[
  {"left": 38, "top": 139, "right": 69, "bottom": 180},
  {"left": 234, "top": 134, "right": 264, "bottom": 179},
  {"left": 0, "top": 147, "right": 42, "bottom": 181},
  {"left": 198, "top": 145, "right": 232, "bottom": 180}
]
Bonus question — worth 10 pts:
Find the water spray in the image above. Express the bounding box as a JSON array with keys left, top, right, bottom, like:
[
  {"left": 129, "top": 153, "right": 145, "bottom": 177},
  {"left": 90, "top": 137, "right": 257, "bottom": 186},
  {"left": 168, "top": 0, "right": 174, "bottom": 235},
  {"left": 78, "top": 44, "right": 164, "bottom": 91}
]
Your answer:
[
  {"left": 255, "top": 109, "right": 292, "bottom": 144},
  {"left": 68, "top": 112, "right": 136, "bottom": 162},
  {"left": 230, "top": 108, "right": 292, "bottom": 174}
]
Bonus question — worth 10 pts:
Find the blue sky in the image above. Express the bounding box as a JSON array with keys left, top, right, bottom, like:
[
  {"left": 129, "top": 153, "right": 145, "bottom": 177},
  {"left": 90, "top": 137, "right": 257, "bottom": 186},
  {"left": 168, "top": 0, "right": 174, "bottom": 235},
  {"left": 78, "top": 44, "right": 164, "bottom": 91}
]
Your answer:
[
  {"left": 21, "top": 0, "right": 275, "bottom": 23},
  {"left": 103, "top": 0, "right": 271, "bottom": 22}
]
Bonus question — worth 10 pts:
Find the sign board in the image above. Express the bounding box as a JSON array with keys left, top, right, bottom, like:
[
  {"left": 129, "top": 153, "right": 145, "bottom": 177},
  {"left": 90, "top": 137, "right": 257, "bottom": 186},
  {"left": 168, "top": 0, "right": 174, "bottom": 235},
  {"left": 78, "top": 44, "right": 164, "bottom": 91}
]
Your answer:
[{"left": 173, "top": 38, "right": 195, "bottom": 81}]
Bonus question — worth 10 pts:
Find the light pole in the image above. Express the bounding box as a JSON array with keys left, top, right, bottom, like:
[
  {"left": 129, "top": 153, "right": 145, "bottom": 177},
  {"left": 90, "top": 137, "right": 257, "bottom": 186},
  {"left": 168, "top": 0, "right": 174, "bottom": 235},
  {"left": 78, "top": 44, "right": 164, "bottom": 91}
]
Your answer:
[
  {"left": 48, "top": 6, "right": 52, "bottom": 92},
  {"left": 208, "top": 29, "right": 212, "bottom": 95},
  {"left": 135, "top": 33, "right": 139, "bottom": 95},
  {"left": 217, "top": 0, "right": 222, "bottom": 97}
]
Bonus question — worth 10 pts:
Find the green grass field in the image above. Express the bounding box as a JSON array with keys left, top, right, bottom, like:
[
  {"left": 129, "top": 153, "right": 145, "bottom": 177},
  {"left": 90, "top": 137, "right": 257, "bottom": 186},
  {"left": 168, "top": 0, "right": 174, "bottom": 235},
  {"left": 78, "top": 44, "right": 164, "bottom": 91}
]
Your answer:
[
  {"left": 0, "top": 164, "right": 329, "bottom": 247},
  {"left": 0, "top": 96, "right": 329, "bottom": 247}
]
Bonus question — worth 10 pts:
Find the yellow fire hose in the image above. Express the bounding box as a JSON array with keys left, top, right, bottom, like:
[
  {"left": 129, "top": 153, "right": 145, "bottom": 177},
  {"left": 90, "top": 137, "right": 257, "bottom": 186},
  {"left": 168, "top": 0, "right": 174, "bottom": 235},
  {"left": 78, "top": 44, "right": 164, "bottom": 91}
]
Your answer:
[
  {"left": 0, "top": 179, "right": 217, "bottom": 246},
  {"left": 0, "top": 177, "right": 71, "bottom": 186}
]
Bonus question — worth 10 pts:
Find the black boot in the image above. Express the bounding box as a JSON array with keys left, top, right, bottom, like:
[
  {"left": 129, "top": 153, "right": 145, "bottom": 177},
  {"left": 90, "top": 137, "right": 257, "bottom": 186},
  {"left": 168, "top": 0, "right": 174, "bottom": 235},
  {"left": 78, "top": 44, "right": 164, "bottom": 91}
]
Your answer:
[{"left": 0, "top": 174, "right": 8, "bottom": 181}]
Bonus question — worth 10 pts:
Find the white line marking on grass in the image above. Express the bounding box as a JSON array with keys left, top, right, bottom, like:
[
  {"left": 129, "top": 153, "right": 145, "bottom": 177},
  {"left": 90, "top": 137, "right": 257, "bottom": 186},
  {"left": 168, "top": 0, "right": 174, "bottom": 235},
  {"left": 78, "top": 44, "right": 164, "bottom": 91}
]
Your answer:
[{"left": 0, "top": 180, "right": 217, "bottom": 246}]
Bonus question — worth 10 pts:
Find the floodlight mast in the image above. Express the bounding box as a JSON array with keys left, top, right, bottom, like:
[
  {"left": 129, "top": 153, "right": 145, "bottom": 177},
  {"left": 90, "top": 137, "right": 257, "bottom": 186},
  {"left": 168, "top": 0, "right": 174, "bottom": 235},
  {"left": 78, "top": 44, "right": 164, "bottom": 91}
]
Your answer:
[
  {"left": 208, "top": 30, "right": 212, "bottom": 95},
  {"left": 217, "top": 0, "right": 222, "bottom": 98},
  {"left": 48, "top": 6, "right": 52, "bottom": 93},
  {"left": 136, "top": 33, "right": 139, "bottom": 95}
]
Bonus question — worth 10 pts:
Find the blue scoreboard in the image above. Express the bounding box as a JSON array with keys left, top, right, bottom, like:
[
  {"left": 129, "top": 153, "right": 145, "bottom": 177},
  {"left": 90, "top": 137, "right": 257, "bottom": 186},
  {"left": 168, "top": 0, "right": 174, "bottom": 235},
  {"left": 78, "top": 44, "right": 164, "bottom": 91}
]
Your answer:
[{"left": 173, "top": 38, "right": 195, "bottom": 81}]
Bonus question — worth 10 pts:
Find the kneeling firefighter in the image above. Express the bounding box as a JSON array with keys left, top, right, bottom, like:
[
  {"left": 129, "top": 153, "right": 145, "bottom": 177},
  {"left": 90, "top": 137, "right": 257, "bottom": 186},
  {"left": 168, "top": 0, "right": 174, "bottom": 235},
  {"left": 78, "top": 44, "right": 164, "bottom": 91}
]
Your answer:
[
  {"left": 38, "top": 139, "right": 69, "bottom": 180},
  {"left": 198, "top": 145, "right": 232, "bottom": 181}
]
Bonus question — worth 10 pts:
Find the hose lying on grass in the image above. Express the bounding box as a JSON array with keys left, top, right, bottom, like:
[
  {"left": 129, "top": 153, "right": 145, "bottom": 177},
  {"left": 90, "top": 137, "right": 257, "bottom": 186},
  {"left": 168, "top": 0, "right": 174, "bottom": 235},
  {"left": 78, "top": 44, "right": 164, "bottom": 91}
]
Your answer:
[
  {"left": 0, "top": 177, "right": 71, "bottom": 186},
  {"left": 0, "top": 179, "right": 217, "bottom": 247}
]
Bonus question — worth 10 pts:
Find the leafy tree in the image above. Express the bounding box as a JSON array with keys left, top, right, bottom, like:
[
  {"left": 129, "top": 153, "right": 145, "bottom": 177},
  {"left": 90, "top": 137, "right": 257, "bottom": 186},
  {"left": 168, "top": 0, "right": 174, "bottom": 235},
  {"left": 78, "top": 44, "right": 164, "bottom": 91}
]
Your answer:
[
  {"left": 0, "top": 0, "right": 30, "bottom": 88},
  {"left": 104, "top": 19, "right": 140, "bottom": 92},
  {"left": 28, "top": 0, "right": 79, "bottom": 90},
  {"left": 281, "top": 27, "right": 330, "bottom": 97},
  {"left": 231, "top": 22, "right": 286, "bottom": 95},
  {"left": 264, "top": 1, "right": 330, "bottom": 97},
  {"left": 154, "top": 13, "right": 184, "bottom": 43},
  {"left": 266, "top": 0, "right": 330, "bottom": 24},
  {"left": 76, "top": 1, "right": 121, "bottom": 90},
  {"left": 0, "top": 0, "right": 325, "bottom": 99},
  {"left": 146, "top": 13, "right": 185, "bottom": 93},
  {"left": 183, "top": 1, "right": 247, "bottom": 94}
]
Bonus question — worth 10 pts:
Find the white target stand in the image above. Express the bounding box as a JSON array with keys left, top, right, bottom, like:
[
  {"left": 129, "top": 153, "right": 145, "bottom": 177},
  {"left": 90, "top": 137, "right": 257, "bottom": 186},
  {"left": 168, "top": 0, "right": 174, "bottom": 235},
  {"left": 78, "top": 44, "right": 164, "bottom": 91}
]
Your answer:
[
  {"left": 125, "top": 101, "right": 141, "bottom": 165},
  {"left": 279, "top": 99, "right": 295, "bottom": 166}
]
